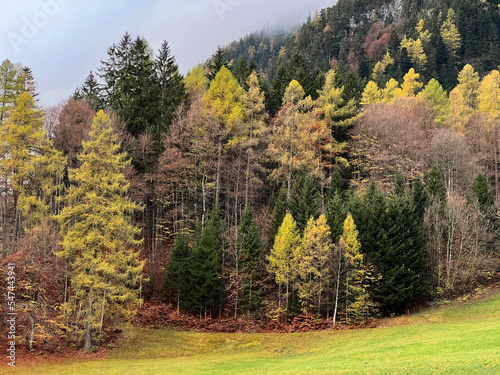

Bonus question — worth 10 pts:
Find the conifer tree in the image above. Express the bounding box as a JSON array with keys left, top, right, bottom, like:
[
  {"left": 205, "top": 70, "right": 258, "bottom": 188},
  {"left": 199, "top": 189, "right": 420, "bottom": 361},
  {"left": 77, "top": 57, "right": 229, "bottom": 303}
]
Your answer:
[
  {"left": 440, "top": 9, "right": 461, "bottom": 62},
  {"left": 339, "top": 213, "right": 369, "bottom": 324},
  {"left": 427, "top": 163, "right": 447, "bottom": 202},
  {"left": 412, "top": 174, "right": 429, "bottom": 220},
  {"left": 155, "top": 40, "right": 186, "bottom": 136},
  {"left": 206, "top": 47, "right": 231, "bottom": 82},
  {"left": 185, "top": 205, "right": 223, "bottom": 316},
  {"left": 361, "top": 81, "right": 382, "bottom": 106},
  {"left": 78, "top": 71, "right": 102, "bottom": 110},
  {"left": 379, "top": 180, "right": 429, "bottom": 314},
  {"left": 382, "top": 78, "right": 403, "bottom": 103},
  {"left": 57, "top": 110, "right": 144, "bottom": 351},
  {"left": 203, "top": 65, "right": 244, "bottom": 203},
  {"left": 292, "top": 214, "right": 333, "bottom": 314},
  {"left": 417, "top": 78, "right": 449, "bottom": 125},
  {"left": 470, "top": 173, "right": 495, "bottom": 214},
  {"left": 0, "top": 59, "right": 22, "bottom": 122},
  {"left": 268, "top": 187, "right": 289, "bottom": 247},
  {"left": 268, "top": 80, "right": 315, "bottom": 199},
  {"left": 401, "top": 68, "right": 423, "bottom": 97},
  {"left": 163, "top": 234, "right": 190, "bottom": 313},
  {"left": 290, "top": 172, "right": 320, "bottom": 233},
  {"left": 0, "top": 92, "right": 65, "bottom": 241},
  {"left": 238, "top": 206, "right": 264, "bottom": 313},
  {"left": 241, "top": 71, "right": 268, "bottom": 207},
  {"left": 267, "top": 212, "right": 300, "bottom": 310}
]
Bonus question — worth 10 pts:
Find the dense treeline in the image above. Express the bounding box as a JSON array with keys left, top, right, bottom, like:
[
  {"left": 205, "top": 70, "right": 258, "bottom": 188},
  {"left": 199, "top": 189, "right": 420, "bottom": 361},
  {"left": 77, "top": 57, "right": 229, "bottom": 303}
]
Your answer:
[{"left": 1, "top": 0, "right": 499, "bottom": 353}]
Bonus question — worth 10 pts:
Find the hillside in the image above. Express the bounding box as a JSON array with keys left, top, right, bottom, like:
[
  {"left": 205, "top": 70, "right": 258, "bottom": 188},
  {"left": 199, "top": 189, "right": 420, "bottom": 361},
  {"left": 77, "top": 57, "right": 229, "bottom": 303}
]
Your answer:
[
  {"left": 219, "top": 0, "right": 500, "bottom": 113},
  {"left": 14, "top": 286, "right": 500, "bottom": 374}
]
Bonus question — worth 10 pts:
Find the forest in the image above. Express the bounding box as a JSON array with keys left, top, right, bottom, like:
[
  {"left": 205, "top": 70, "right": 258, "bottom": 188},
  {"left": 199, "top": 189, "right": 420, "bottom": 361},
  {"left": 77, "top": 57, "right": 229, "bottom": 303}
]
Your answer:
[{"left": 0, "top": 0, "right": 499, "bottom": 354}]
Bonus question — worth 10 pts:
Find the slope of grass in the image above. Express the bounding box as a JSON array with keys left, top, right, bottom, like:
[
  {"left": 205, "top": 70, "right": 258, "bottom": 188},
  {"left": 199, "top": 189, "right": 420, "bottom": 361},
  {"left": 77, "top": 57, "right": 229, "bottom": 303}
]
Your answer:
[{"left": 13, "top": 288, "right": 500, "bottom": 375}]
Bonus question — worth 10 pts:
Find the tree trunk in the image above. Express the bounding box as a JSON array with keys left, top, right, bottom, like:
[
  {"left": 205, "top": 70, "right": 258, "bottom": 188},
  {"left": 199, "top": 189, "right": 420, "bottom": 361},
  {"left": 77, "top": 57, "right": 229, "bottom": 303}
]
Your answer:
[
  {"left": 83, "top": 297, "right": 94, "bottom": 352},
  {"left": 215, "top": 143, "right": 222, "bottom": 206},
  {"left": 333, "top": 254, "right": 341, "bottom": 326}
]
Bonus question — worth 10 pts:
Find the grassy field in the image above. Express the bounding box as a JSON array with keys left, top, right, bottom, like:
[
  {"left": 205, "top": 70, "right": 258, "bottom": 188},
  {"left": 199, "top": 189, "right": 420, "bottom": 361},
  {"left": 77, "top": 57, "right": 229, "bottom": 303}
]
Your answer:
[{"left": 12, "top": 288, "right": 500, "bottom": 375}]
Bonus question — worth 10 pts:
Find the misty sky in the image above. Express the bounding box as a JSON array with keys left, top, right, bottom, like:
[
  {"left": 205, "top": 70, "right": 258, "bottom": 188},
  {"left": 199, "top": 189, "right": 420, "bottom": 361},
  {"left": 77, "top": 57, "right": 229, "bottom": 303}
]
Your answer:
[{"left": 0, "top": 0, "right": 335, "bottom": 107}]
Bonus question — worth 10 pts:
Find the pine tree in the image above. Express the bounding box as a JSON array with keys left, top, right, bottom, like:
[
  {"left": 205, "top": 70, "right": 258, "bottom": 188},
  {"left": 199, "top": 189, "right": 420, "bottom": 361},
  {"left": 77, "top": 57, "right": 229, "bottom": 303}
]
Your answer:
[
  {"left": 267, "top": 212, "right": 300, "bottom": 310},
  {"left": 163, "top": 234, "right": 190, "bottom": 312},
  {"left": 290, "top": 171, "right": 320, "bottom": 233},
  {"left": 292, "top": 214, "right": 333, "bottom": 314},
  {"left": 78, "top": 71, "right": 102, "bottom": 110},
  {"left": 57, "top": 110, "right": 144, "bottom": 351}
]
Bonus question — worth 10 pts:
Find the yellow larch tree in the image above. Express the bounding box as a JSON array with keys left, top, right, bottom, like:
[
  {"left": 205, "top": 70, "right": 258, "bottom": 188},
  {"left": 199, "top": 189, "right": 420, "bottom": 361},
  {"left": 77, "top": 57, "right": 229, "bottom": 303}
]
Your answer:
[{"left": 291, "top": 214, "right": 333, "bottom": 314}]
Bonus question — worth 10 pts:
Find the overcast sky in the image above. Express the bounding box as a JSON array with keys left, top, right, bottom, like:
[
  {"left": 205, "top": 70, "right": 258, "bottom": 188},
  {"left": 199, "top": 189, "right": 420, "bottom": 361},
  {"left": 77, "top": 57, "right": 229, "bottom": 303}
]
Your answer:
[{"left": 0, "top": 0, "right": 335, "bottom": 107}]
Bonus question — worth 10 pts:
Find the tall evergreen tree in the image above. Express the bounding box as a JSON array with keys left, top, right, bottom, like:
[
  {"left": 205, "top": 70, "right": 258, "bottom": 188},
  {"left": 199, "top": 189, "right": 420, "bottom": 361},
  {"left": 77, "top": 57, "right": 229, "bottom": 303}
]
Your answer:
[
  {"left": 290, "top": 171, "right": 320, "bottom": 233},
  {"left": 206, "top": 47, "right": 231, "bottom": 82},
  {"left": 412, "top": 174, "right": 429, "bottom": 220},
  {"left": 163, "top": 234, "right": 190, "bottom": 312},
  {"left": 470, "top": 173, "right": 495, "bottom": 214},
  {"left": 379, "top": 180, "right": 429, "bottom": 314},
  {"left": 184, "top": 205, "right": 223, "bottom": 316},
  {"left": 155, "top": 40, "right": 185, "bottom": 137},
  {"left": 268, "top": 187, "right": 289, "bottom": 247},
  {"left": 427, "top": 163, "right": 447, "bottom": 202},
  {"left": 238, "top": 206, "right": 264, "bottom": 313}
]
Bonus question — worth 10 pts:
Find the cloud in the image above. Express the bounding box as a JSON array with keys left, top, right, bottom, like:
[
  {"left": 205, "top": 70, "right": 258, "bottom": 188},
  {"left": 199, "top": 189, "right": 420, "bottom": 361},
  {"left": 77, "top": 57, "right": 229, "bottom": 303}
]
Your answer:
[{"left": 0, "top": 0, "right": 336, "bottom": 106}]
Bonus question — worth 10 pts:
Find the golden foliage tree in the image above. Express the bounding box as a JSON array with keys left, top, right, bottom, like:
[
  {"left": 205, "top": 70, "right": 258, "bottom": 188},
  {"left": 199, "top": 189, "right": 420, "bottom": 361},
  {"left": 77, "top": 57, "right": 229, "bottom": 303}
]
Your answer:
[
  {"left": 57, "top": 111, "right": 144, "bottom": 351},
  {"left": 291, "top": 214, "right": 333, "bottom": 314}
]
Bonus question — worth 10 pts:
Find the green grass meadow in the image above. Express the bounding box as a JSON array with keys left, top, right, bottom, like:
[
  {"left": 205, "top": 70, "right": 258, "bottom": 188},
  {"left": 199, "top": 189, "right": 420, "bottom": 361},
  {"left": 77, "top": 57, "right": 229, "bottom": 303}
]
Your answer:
[{"left": 12, "top": 289, "right": 500, "bottom": 374}]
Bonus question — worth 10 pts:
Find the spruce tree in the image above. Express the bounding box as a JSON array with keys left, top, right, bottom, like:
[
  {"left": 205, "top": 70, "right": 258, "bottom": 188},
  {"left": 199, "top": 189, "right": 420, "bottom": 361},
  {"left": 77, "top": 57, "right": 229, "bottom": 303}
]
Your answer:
[
  {"left": 163, "top": 234, "right": 190, "bottom": 312},
  {"left": 185, "top": 205, "right": 223, "bottom": 316},
  {"left": 412, "top": 174, "right": 429, "bottom": 220},
  {"left": 470, "top": 173, "right": 495, "bottom": 213},
  {"left": 155, "top": 40, "right": 186, "bottom": 137},
  {"left": 379, "top": 182, "right": 429, "bottom": 314},
  {"left": 290, "top": 171, "right": 320, "bottom": 233},
  {"left": 268, "top": 187, "right": 289, "bottom": 247},
  {"left": 206, "top": 47, "right": 231, "bottom": 82},
  {"left": 325, "top": 172, "right": 349, "bottom": 243},
  {"left": 427, "top": 163, "right": 446, "bottom": 202},
  {"left": 57, "top": 111, "right": 144, "bottom": 351},
  {"left": 238, "top": 206, "right": 264, "bottom": 313}
]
